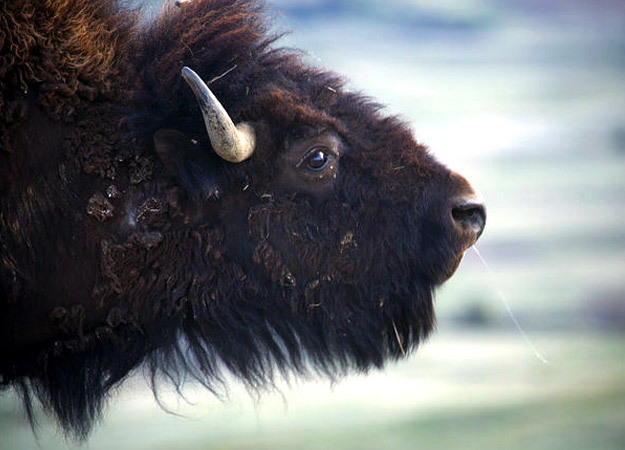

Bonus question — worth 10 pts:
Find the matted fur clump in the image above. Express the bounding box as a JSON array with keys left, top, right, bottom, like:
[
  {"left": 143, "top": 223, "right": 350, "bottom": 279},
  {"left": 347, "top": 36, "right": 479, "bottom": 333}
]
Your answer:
[{"left": 0, "top": 0, "right": 485, "bottom": 440}]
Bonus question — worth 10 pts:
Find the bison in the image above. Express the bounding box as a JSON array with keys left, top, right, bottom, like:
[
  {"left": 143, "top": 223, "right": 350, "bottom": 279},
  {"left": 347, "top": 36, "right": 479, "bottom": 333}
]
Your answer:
[{"left": 0, "top": 0, "right": 486, "bottom": 439}]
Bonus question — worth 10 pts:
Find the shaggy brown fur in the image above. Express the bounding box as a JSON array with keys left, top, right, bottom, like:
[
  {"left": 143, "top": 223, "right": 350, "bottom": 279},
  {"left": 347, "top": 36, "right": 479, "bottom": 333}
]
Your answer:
[
  {"left": 0, "top": 0, "right": 137, "bottom": 126},
  {"left": 0, "top": 0, "right": 483, "bottom": 440}
]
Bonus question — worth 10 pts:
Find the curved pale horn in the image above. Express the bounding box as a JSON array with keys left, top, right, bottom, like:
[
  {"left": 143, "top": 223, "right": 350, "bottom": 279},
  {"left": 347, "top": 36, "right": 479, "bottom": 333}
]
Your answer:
[{"left": 181, "top": 66, "right": 255, "bottom": 163}]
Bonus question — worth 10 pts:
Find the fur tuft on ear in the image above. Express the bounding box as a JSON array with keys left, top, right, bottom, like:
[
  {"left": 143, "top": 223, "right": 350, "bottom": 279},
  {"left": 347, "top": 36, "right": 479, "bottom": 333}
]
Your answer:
[{"left": 153, "top": 128, "right": 222, "bottom": 200}]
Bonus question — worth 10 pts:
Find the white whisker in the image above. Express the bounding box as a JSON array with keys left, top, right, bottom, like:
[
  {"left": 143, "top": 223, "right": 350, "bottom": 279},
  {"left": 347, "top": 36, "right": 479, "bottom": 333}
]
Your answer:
[
  {"left": 472, "top": 245, "right": 549, "bottom": 364},
  {"left": 392, "top": 320, "right": 406, "bottom": 357}
]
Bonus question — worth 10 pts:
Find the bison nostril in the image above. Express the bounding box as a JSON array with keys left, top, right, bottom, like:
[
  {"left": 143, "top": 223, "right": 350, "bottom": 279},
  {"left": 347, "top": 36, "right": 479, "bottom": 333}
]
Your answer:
[{"left": 451, "top": 200, "right": 486, "bottom": 238}]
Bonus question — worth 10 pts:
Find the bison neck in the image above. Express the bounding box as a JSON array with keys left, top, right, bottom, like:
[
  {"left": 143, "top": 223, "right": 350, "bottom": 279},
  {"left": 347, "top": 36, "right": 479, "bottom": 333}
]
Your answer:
[{"left": 0, "top": 99, "right": 105, "bottom": 361}]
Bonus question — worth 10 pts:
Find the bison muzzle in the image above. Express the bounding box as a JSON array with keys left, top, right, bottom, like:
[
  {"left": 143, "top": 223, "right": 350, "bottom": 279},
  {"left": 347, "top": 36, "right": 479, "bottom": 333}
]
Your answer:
[{"left": 0, "top": 0, "right": 486, "bottom": 439}]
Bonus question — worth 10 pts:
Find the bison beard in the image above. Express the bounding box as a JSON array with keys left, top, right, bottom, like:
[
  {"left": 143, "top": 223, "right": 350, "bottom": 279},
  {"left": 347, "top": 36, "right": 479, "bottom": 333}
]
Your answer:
[{"left": 0, "top": 0, "right": 485, "bottom": 440}]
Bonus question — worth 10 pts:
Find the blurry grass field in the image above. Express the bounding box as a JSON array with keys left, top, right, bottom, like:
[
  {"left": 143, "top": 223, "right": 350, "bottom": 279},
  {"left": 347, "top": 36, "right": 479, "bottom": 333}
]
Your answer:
[{"left": 183, "top": 386, "right": 625, "bottom": 450}]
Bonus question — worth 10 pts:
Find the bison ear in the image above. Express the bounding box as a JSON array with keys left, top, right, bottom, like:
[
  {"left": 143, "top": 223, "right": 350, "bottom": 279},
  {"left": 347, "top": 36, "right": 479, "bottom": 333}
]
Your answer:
[{"left": 153, "top": 128, "right": 221, "bottom": 200}]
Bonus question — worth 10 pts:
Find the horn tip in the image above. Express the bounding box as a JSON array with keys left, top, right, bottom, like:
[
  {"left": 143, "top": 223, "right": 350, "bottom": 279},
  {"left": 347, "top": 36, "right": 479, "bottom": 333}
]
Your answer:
[{"left": 181, "top": 66, "right": 194, "bottom": 78}]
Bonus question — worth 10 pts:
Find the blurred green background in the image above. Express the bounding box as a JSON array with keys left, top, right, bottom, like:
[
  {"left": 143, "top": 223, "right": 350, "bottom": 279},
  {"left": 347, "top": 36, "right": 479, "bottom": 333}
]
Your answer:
[{"left": 2, "top": 0, "right": 625, "bottom": 448}]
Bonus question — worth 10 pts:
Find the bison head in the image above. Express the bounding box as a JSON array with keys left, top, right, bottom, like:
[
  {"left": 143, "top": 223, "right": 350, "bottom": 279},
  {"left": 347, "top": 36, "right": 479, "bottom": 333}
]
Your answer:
[{"left": 0, "top": 0, "right": 485, "bottom": 439}]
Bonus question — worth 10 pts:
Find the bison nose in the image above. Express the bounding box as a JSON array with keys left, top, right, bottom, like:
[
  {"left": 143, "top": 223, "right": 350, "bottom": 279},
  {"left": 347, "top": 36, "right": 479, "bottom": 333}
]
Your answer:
[{"left": 451, "top": 197, "right": 486, "bottom": 242}]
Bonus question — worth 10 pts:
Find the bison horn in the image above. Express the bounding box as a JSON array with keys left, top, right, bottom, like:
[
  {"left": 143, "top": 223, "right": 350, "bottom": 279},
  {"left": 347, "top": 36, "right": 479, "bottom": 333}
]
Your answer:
[{"left": 181, "top": 66, "right": 256, "bottom": 163}]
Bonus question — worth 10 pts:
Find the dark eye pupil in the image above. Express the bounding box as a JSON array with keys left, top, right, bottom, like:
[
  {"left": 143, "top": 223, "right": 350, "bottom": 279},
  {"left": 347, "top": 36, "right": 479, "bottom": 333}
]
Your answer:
[{"left": 307, "top": 150, "right": 328, "bottom": 170}]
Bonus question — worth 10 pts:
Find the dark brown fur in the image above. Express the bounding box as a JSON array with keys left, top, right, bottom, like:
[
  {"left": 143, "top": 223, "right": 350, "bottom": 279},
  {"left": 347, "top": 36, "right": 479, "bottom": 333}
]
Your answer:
[{"left": 1, "top": 0, "right": 478, "bottom": 439}]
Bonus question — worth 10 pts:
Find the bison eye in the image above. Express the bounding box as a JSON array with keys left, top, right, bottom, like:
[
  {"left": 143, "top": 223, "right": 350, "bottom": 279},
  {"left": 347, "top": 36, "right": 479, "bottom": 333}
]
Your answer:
[
  {"left": 283, "top": 132, "right": 340, "bottom": 189},
  {"left": 305, "top": 148, "right": 329, "bottom": 170}
]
